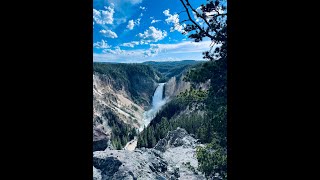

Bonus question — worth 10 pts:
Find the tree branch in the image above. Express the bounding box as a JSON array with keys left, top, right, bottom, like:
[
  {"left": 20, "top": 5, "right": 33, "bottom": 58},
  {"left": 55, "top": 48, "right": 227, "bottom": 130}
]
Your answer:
[
  {"left": 185, "top": 0, "right": 212, "bottom": 30},
  {"left": 209, "top": 13, "right": 227, "bottom": 18},
  {"left": 180, "top": 19, "right": 191, "bottom": 23},
  {"left": 186, "top": 0, "right": 225, "bottom": 39},
  {"left": 179, "top": 0, "right": 214, "bottom": 40},
  {"left": 177, "top": 10, "right": 186, "bottom": 15}
]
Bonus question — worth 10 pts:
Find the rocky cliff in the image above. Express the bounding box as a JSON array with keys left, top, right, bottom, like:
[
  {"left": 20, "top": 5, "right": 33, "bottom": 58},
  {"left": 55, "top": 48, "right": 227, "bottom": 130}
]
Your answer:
[
  {"left": 93, "top": 63, "right": 160, "bottom": 151},
  {"left": 93, "top": 128, "right": 205, "bottom": 180},
  {"left": 164, "top": 73, "right": 211, "bottom": 101},
  {"left": 164, "top": 74, "right": 191, "bottom": 99}
]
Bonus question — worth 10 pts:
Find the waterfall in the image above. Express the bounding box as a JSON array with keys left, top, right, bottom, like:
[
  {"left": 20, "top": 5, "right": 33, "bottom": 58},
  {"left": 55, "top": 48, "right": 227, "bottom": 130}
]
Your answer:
[
  {"left": 152, "top": 83, "right": 166, "bottom": 108},
  {"left": 139, "top": 83, "right": 167, "bottom": 132}
]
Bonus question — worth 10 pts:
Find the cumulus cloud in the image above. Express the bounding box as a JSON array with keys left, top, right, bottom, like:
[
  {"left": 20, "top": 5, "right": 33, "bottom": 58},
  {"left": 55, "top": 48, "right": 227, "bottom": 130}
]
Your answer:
[
  {"left": 93, "top": 39, "right": 111, "bottom": 49},
  {"left": 120, "top": 41, "right": 140, "bottom": 48},
  {"left": 163, "top": 9, "right": 170, "bottom": 16},
  {"left": 163, "top": 9, "right": 186, "bottom": 33},
  {"left": 139, "top": 6, "right": 146, "bottom": 10},
  {"left": 126, "top": 20, "right": 135, "bottom": 30},
  {"left": 102, "top": 46, "right": 125, "bottom": 55},
  {"left": 138, "top": 26, "right": 167, "bottom": 44},
  {"left": 99, "top": 29, "right": 118, "bottom": 38},
  {"left": 93, "top": 5, "right": 115, "bottom": 25},
  {"left": 143, "top": 44, "right": 160, "bottom": 57},
  {"left": 151, "top": 19, "right": 161, "bottom": 24},
  {"left": 126, "top": 18, "right": 141, "bottom": 30},
  {"left": 93, "top": 0, "right": 143, "bottom": 28}
]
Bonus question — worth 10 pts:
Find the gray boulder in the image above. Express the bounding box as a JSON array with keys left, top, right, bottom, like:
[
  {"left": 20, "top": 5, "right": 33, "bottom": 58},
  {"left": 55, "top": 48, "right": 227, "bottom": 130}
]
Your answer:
[{"left": 93, "top": 128, "right": 205, "bottom": 180}]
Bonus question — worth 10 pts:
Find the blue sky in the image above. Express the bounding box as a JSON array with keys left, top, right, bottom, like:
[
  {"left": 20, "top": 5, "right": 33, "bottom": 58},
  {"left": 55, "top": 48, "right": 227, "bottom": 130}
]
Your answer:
[{"left": 93, "top": 0, "right": 218, "bottom": 63}]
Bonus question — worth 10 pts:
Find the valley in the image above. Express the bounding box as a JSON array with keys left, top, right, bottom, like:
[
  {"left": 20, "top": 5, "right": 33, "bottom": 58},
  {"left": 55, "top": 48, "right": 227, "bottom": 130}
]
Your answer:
[
  {"left": 93, "top": 59, "right": 227, "bottom": 180},
  {"left": 93, "top": 0, "right": 227, "bottom": 179},
  {"left": 93, "top": 61, "right": 198, "bottom": 151}
]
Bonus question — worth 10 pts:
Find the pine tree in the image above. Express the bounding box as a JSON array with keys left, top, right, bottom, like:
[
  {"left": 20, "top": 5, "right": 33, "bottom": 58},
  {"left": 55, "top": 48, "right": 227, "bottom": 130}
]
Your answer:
[{"left": 151, "top": 135, "right": 157, "bottom": 147}]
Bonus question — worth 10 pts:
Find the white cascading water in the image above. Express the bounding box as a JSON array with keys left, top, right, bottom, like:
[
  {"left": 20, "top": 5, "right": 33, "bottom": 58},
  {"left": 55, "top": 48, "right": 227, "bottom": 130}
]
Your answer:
[{"left": 139, "top": 83, "right": 167, "bottom": 132}]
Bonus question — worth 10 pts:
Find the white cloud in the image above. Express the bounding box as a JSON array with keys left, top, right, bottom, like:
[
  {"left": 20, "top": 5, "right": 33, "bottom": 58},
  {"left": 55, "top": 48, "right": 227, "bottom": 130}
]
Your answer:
[
  {"left": 126, "top": 18, "right": 141, "bottom": 30},
  {"left": 151, "top": 19, "right": 161, "bottom": 24},
  {"left": 115, "top": 17, "right": 127, "bottom": 25},
  {"left": 94, "top": 51, "right": 143, "bottom": 62},
  {"left": 128, "top": 0, "right": 143, "bottom": 4},
  {"left": 139, "top": 6, "right": 146, "bottom": 10},
  {"left": 120, "top": 41, "right": 140, "bottom": 48},
  {"left": 138, "top": 26, "right": 167, "bottom": 44},
  {"left": 93, "top": 39, "right": 111, "bottom": 49},
  {"left": 99, "top": 29, "right": 106, "bottom": 34},
  {"left": 140, "top": 13, "right": 143, "bottom": 17},
  {"left": 94, "top": 0, "right": 142, "bottom": 28},
  {"left": 102, "top": 46, "right": 125, "bottom": 54},
  {"left": 152, "top": 41, "right": 212, "bottom": 53},
  {"left": 126, "top": 20, "right": 135, "bottom": 30},
  {"left": 163, "top": 9, "right": 170, "bottom": 16},
  {"left": 93, "top": 40, "right": 215, "bottom": 62},
  {"left": 99, "top": 29, "right": 118, "bottom": 38},
  {"left": 163, "top": 9, "right": 186, "bottom": 33},
  {"left": 144, "top": 40, "right": 217, "bottom": 57},
  {"left": 93, "top": 6, "right": 115, "bottom": 25},
  {"left": 143, "top": 44, "right": 160, "bottom": 57},
  {"left": 107, "top": 0, "right": 142, "bottom": 6},
  {"left": 150, "top": 16, "right": 154, "bottom": 19}
]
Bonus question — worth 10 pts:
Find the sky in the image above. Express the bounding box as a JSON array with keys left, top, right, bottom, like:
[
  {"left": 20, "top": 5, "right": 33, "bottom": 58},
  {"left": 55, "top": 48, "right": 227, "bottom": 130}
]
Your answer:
[{"left": 93, "top": 0, "right": 215, "bottom": 63}]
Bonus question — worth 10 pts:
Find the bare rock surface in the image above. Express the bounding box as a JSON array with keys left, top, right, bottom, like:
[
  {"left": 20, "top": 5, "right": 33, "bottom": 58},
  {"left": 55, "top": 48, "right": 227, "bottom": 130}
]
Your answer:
[{"left": 93, "top": 128, "right": 205, "bottom": 180}]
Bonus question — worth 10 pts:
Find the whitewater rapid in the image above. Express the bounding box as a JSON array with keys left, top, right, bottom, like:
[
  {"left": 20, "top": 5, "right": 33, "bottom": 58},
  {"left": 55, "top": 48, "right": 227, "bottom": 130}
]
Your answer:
[{"left": 139, "top": 83, "right": 167, "bottom": 132}]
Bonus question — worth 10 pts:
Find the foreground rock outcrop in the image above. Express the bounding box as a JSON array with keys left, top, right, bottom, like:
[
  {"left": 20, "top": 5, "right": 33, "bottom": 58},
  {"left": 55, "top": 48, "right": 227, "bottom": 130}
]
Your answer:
[{"left": 93, "top": 128, "right": 205, "bottom": 180}]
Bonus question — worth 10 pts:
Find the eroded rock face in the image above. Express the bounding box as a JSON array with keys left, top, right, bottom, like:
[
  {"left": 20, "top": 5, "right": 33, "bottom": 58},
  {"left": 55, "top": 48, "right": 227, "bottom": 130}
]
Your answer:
[
  {"left": 93, "top": 166, "right": 102, "bottom": 180},
  {"left": 154, "top": 127, "right": 198, "bottom": 152},
  {"left": 93, "top": 156, "right": 123, "bottom": 178},
  {"left": 164, "top": 75, "right": 191, "bottom": 99},
  {"left": 93, "top": 71, "right": 157, "bottom": 152},
  {"left": 93, "top": 139, "right": 109, "bottom": 152},
  {"left": 93, "top": 127, "right": 111, "bottom": 151},
  {"left": 93, "top": 128, "right": 205, "bottom": 180}
]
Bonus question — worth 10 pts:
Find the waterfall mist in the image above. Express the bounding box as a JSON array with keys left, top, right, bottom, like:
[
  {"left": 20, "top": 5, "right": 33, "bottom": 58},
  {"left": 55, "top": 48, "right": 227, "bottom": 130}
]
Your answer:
[{"left": 139, "top": 83, "right": 167, "bottom": 132}]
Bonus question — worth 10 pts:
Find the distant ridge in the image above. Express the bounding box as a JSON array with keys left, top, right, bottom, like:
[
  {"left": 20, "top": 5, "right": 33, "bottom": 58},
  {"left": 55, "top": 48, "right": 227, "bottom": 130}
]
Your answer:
[
  {"left": 143, "top": 60, "right": 204, "bottom": 81},
  {"left": 93, "top": 60, "right": 207, "bottom": 64},
  {"left": 143, "top": 60, "right": 206, "bottom": 63}
]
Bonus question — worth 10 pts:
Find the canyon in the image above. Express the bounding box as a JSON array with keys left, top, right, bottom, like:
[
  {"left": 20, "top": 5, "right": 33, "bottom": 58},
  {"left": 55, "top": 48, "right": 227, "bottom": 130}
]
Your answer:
[{"left": 92, "top": 61, "right": 213, "bottom": 180}]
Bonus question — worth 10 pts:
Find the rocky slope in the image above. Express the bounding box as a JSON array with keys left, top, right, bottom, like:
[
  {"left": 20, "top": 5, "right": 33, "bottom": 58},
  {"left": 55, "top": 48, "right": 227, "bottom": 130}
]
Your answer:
[
  {"left": 93, "top": 128, "right": 205, "bottom": 180},
  {"left": 164, "top": 74, "right": 191, "bottom": 99},
  {"left": 93, "top": 63, "right": 160, "bottom": 150}
]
